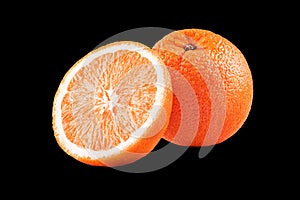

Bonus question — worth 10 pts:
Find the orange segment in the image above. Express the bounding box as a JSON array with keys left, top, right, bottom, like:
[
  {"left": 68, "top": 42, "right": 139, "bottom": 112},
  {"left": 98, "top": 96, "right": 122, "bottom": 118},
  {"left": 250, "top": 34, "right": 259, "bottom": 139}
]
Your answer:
[{"left": 52, "top": 41, "right": 172, "bottom": 167}]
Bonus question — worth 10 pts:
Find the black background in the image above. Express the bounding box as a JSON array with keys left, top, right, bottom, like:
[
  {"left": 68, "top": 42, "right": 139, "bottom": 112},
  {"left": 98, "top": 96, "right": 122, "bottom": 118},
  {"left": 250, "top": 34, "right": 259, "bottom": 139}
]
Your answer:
[{"left": 11, "top": 2, "right": 296, "bottom": 197}]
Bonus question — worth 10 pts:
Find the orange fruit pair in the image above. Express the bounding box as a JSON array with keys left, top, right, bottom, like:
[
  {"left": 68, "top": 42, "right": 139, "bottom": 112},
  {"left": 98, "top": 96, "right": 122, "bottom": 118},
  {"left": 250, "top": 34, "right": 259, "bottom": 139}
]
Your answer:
[{"left": 52, "top": 28, "right": 253, "bottom": 167}]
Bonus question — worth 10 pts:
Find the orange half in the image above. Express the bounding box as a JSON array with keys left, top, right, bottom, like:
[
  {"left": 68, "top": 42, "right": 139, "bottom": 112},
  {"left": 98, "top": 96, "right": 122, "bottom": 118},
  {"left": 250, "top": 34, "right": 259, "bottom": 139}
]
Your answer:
[{"left": 52, "top": 41, "right": 172, "bottom": 167}]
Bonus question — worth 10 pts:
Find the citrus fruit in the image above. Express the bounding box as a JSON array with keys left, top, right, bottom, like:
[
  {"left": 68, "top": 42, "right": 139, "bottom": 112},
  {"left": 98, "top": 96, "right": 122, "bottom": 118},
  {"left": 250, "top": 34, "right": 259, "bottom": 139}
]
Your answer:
[
  {"left": 153, "top": 28, "right": 253, "bottom": 146},
  {"left": 52, "top": 41, "right": 173, "bottom": 167}
]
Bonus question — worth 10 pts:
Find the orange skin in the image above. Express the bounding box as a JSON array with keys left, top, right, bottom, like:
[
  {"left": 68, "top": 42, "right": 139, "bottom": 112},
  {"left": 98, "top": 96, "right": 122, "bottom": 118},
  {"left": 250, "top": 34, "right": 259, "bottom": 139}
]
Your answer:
[{"left": 153, "top": 29, "right": 253, "bottom": 146}]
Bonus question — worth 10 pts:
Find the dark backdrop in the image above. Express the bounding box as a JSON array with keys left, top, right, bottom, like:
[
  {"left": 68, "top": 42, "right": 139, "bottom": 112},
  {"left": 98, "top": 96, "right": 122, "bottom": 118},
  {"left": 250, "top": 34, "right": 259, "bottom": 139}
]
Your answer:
[{"left": 12, "top": 2, "right": 295, "bottom": 197}]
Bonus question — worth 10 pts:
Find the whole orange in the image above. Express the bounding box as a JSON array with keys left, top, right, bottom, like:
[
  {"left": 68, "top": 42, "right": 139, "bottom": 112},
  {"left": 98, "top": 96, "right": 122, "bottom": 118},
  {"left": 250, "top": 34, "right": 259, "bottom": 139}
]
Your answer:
[{"left": 153, "top": 28, "right": 253, "bottom": 146}]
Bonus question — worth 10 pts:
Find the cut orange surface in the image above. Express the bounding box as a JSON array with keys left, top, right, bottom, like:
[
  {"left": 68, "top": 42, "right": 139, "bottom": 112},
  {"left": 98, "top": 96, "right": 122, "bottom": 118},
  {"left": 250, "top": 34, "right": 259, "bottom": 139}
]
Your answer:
[
  {"left": 153, "top": 28, "right": 253, "bottom": 146},
  {"left": 52, "top": 41, "right": 173, "bottom": 167}
]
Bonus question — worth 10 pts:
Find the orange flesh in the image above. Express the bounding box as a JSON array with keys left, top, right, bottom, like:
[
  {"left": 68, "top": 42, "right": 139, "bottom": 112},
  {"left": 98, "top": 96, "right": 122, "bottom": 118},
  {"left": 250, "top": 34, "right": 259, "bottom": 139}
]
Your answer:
[{"left": 61, "top": 51, "right": 157, "bottom": 151}]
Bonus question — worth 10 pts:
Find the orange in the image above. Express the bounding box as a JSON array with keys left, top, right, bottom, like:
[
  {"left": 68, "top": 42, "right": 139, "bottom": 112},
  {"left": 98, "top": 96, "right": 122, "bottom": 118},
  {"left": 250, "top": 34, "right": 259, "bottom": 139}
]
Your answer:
[
  {"left": 52, "top": 41, "right": 173, "bottom": 167},
  {"left": 153, "top": 28, "right": 253, "bottom": 146}
]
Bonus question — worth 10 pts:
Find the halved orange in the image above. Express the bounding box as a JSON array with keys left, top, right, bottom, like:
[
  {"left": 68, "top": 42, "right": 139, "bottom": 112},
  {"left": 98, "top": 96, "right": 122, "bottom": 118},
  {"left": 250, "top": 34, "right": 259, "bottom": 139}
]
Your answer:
[
  {"left": 153, "top": 28, "right": 253, "bottom": 146},
  {"left": 52, "top": 41, "right": 173, "bottom": 167}
]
